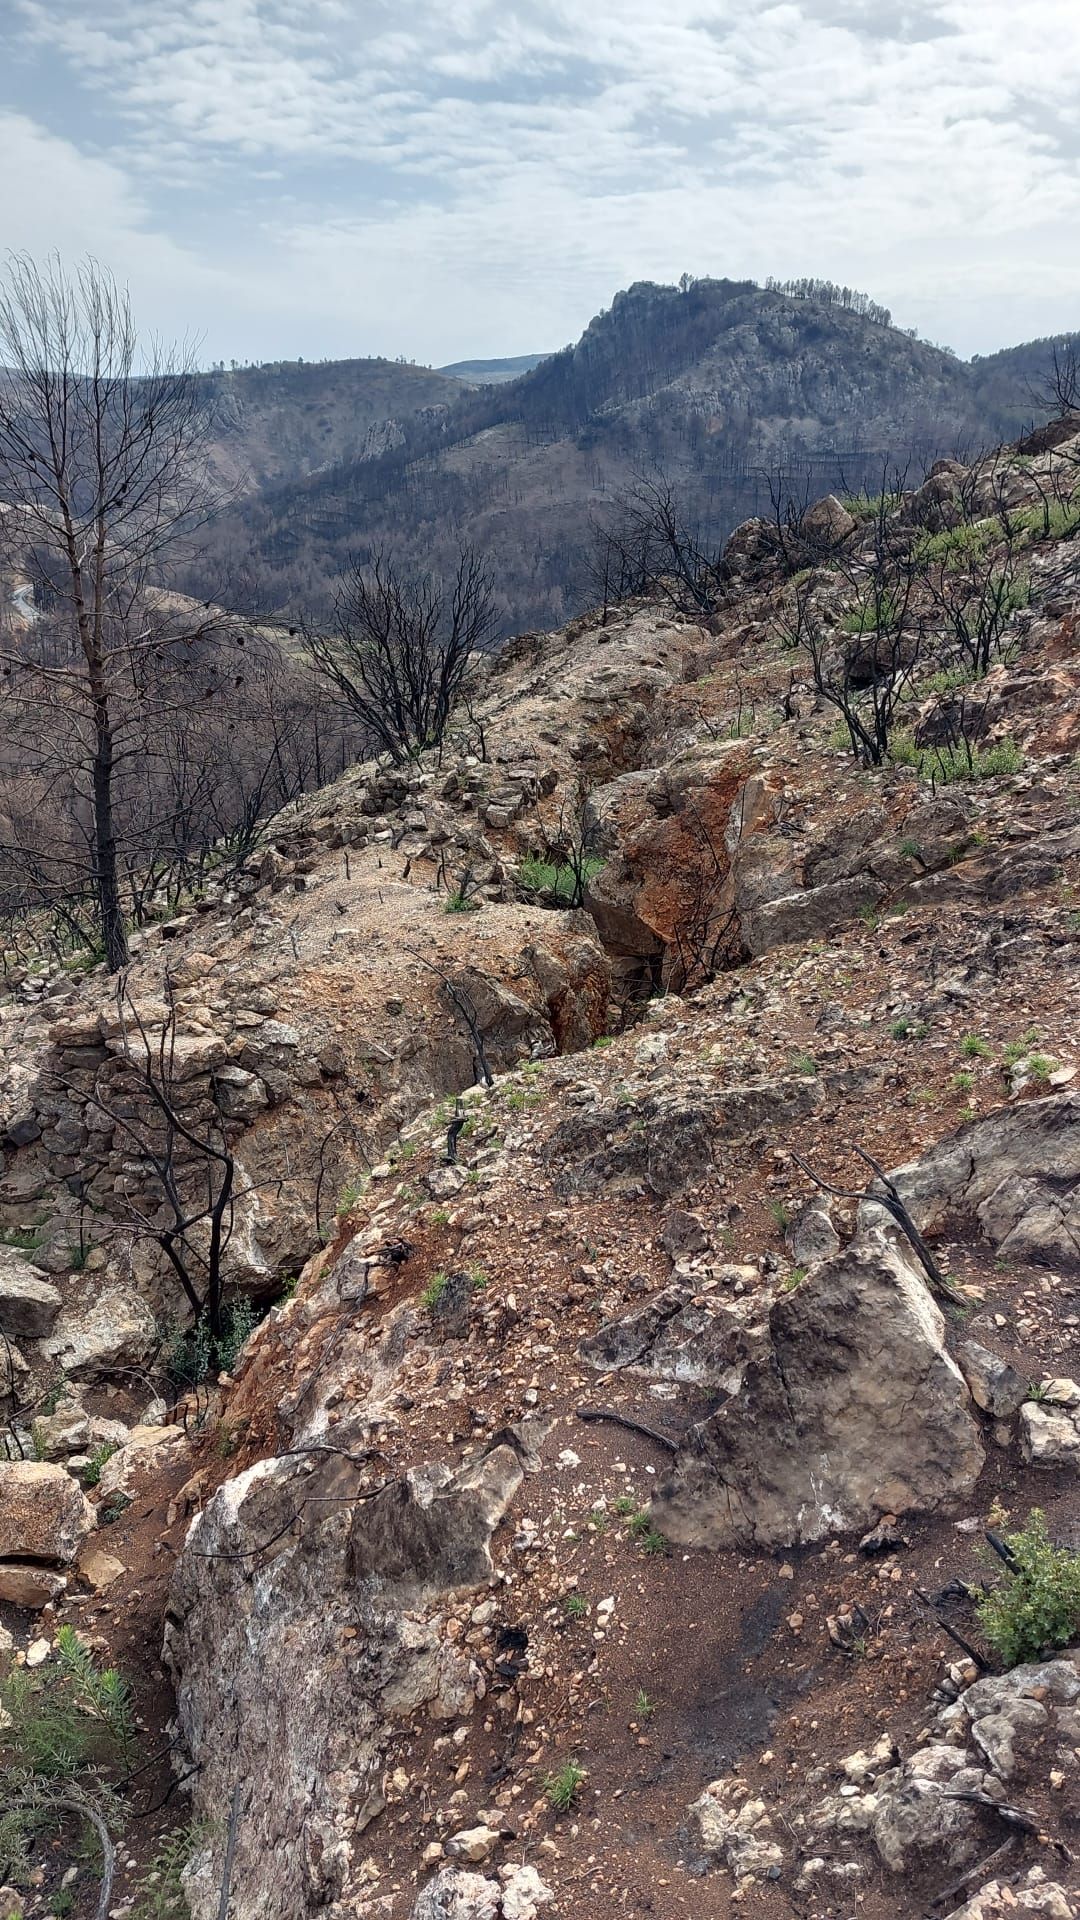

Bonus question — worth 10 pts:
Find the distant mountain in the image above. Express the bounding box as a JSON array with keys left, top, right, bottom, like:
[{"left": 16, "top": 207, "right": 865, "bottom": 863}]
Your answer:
[
  {"left": 439, "top": 354, "right": 550, "bottom": 383},
  {"left": 200, "top": 356, "right": 466, "bottom": 490},
  {"left": 192, "top": 279, "right": 1069, "bottom": 636}
]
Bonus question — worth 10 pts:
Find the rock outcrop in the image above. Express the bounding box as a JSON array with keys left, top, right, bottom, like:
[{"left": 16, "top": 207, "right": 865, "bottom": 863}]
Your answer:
[
  {"left": 654, "top": 1237, "right": 983, "bottom": 1548},
  {"left": 167, "top": 1444, "right": 526, "bottom": 1919}
]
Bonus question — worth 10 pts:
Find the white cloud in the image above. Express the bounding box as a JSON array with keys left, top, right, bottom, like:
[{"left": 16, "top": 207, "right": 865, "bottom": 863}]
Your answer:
[{"left": 4, "top": 0, "right": 1080, "bottom": 359}]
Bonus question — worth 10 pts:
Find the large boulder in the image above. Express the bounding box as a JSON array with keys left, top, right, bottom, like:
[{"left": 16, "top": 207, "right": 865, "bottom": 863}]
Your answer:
[
  {"left": 653, "top": 1237, "right": 983, "bottom": 1549},
  {"left": 0, "top": 1460, "right": 95, "bottom": 1565},
  {"left": 0, "top": 1251, "right": 62, "bottom": 1338},
  {"left": 43, "top": 1285, "right": 158, "bottom": 1376}
]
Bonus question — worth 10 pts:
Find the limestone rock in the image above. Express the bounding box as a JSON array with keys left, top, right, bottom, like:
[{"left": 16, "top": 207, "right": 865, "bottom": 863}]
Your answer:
[
  {"left": 0, "top": 1460, "right": 95, "bottom": 1564},
  {"left": 863, "top": 1094, "right": 1080, "bottom": 1269},
  {"left": 413, "top": 1868, "right": 500, "bottom": 1920},
  {"left": 1019, "top": 1401, "right": 1080, "bottom": 1468},
  {"left": 445, "top": 1826, "right": 498, "bottom": 1865},
  {"left": 96, "top": 1424, "right": 190, "bottom": 1498},
  {"left": 0, "top": 1561, "right": 68, "bottom": 1608},
  {"left": 786, "top": 1197, "right": 841, "bottom": 1267},
  {"left": 499, "top": 1865, "right": 554, "bottom": 1919},
  {"left": 654, "top": 1237, "right": 983, "bottom": 1549},
  {"left": 690, "top": 1781, "right": 784, "bottom": 1880},
  {"left": 77, "top": 1543, "right": 126, "bottom": 1590},
  {"left": 0, "top": 1253, "right": 62, "bottom": 1338},
  {"left": 956, "top": 1340, "right": 1028, "bottom": 1419},
  {"left": 44, "top": 1285, "right": 158, "bottom": 1377},
  {"left": 167, "top": 1445, "right": 524, "bottom": 1919},
  {"left": 802, "top": 493, "right": 857, "bottom": 546},
  {"left": 944, "top": 1867, "right": 1076, "bottom": 1920},
  {"left": 579, "top": 1283, "right": 754, "bottom": 1392},
  {"left": 32, "top": 1407, "right": 91, "bottom": 1458}
]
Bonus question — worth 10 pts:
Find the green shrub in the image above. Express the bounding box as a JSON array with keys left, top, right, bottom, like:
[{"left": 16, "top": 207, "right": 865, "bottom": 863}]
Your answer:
[
  {"left": 444, "top": 891, "right": 480, "bottom": 914},
  {"left": 420, "top": 1270, "right": 449, "bottom": 1309},
  {"left": 0, "top": 1626, "right": 135, "bottom": 1891},
  {"left": 914, "top": 519, "right": 997, "bottom": 565},
  {"left": 162, "top": 1298, "right": 257, "bottom": 1390},
  {"left": 887, "top": 734, "right": 1023, "bottom": 783},
  {"left": 976, "top": 1509, "right": 1080, "bottom": 1667},
  {"left": 840, "top": 592, "right": 899, "bottom": 635},
  {"left": 519, "top": 854, "right": 604, "bottom": 905}
]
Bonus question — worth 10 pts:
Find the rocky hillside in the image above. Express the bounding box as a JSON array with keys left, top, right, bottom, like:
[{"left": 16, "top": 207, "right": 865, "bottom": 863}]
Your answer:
[
  {"left": 1, "top": 422, "right": 1079, "bottom": 1920},
  {"left": 199, "top": 356, "right": 469, "bottom": 493},
  {"left": 202, "top": 279, "right": 1052, "bottom": 633}
]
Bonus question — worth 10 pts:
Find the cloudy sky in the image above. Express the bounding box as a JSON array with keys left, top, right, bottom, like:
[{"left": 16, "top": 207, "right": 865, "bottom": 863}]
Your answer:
[{"left": 2, "top": 0, "right": 1079, "bottom": 367}]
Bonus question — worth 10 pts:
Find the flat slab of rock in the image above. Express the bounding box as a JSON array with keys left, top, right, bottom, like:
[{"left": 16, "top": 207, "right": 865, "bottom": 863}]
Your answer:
[
  {"left": 0, "top": 1561, "right": 68, "bottom": 1608},
  {"left": 0, "top": 1252, "right": 62, "bottom": 1339},
  {"left": 0, "top": 1461, "right": 95, "bottom": 1564},
  {"left": 653, "top": 1236, "right": 983, "bottom": 1549}
]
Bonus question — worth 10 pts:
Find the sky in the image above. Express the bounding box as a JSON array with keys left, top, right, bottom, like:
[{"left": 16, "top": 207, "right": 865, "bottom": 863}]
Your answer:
[{"left": 2, "top": 0, "right": 1079, "bottom": 369}]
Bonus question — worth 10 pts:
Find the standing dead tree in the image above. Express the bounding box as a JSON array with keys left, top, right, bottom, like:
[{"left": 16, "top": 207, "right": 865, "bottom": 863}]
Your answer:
[
  {"left": 307, "top": 546, "right": 496, "bottom": 764},
  {"left": 51, "top": 974, "right": 240, "bottom": 1339},
  {"left": 778, "top": 477, "right": 925, "bottom": 764},
  {"left": 0, "top": 254, "right": 218, "bottom": 969}
]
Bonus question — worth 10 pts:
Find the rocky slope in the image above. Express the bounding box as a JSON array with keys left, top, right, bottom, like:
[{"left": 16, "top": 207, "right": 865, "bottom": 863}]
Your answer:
[{"left": 1, "top": 424, "right": 1080, "bottom": 1920}]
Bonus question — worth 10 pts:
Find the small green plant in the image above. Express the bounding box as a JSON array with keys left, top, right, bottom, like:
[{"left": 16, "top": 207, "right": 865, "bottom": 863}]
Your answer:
[
  {"left": 420, "top": 1270, "right": 449, "bottom": 1310},
  {"left": 638, "top": 1525, "right": 668, "bottom": 1556},
  {"left": 131, "top": 1822, "right": 202, "bottom": 1920},
  {"left": 767, "top": 1199, "right": 791, "bottom": 1232},
  {"left": 790, "top": 1051, "right": 817, "bottom": 1075},
  {"left": 544, "top": 1759, "right": 586, "bottom": 1813},
  {"left": 562, "top": 1593, "right": 588, "bottom": 1620},
  {"left": 890, "top": 1016, "right": 928, "bottom": 1041},
  {"left": 952, "top": 1071, "right": 975, "bottom": 1094},
  {"left": 976, "top": 1509, "right": 1080, "bottom": 1668},
  {"left": 1003, "top": 1027, "right": 1041, "bottom": 1066},
  {"left": 857, "top": 905, "right": 881, "bottom": 930},
  {"left": 961, "top": 1034, "right": 992, "bottom": 1058},
  {"left": 81, "top": 1442, "right": 119, "bottom": 1489},
  {"left": 336, "top": 1173, "right": 370, "bottom": 1216},
  {"left": 1025, "top": 1053, "right": 1057, "bottom": 1082},
  {"left": 633, "top": 1689, "right": 657, "bottom": 1722},
  {"left": 429, "top": 1207, "right": 451, "bottom": 1227},
  {"left": 444, "top": 891, "right": 480, "bottom": 914},
  {"left": 840, "top": 591, "right": 899, "bottom": 634},
  {"left": 592, "top": 1034, "right": 614, "bottom": 1049},
  {"left": 96, "top": 1492, "right": 132, "bottom": 1528},
  {"left": 613, "top": 1494, "right": 638, "bottom": 1517},
  {"left": 782, "top": 1266, "right": 807, "bottom": 1292}
]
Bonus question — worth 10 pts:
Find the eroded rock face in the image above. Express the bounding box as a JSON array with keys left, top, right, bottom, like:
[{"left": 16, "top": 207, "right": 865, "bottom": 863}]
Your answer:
[
  {"left": 167, "top": 1444, "right": 524, "bottom": 1920},
  {"left": 653, "top": 1237, "right": 982, "bottom": 1549},
  {"left": 863, "top": 1094, "right": 1080, "bottom": 1269}
]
